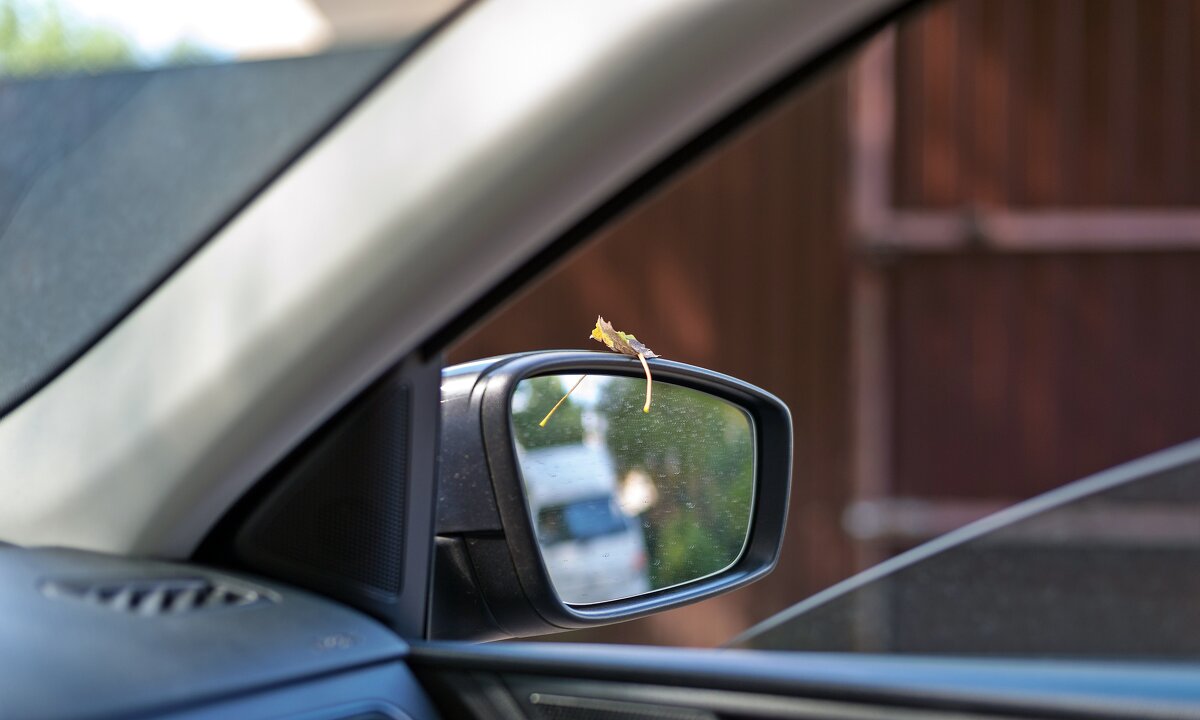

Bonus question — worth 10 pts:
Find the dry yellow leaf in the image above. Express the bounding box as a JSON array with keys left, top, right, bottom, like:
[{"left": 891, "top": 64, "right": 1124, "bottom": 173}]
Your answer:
[{"left": 540, "top": 317, "right": 661, "bottom": 428}]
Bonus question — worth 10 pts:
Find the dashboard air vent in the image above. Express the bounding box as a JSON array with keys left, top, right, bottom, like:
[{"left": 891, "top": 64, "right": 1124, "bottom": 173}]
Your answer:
[{"left": 42, "top": 577, "right": 273, "bottom": 616}]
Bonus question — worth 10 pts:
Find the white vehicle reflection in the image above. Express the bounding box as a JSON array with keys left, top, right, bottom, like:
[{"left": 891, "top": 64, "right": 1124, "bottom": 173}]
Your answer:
[{"left": 518, "top": 443, "right": 650, "bottom": 605}]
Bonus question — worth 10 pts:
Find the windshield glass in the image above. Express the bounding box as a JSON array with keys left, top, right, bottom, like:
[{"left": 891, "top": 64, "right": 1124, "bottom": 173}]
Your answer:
[
  {"left": 732, "top": 441, "right": 1200, "bottom": 658},
  {"left": 0, "top": 1, "right": 461, "bottom": 416}
]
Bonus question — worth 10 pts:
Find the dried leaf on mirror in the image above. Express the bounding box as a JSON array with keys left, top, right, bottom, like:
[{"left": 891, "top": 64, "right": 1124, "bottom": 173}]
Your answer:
[
  {"left": 590, "top": 316, "right": 659, "bottom": 360},
  {"left": 541, "top": 316, "right": 661, "bottom": 428},
  {"left": 590, "top": 316, "right": 657, "bottom": 414}
]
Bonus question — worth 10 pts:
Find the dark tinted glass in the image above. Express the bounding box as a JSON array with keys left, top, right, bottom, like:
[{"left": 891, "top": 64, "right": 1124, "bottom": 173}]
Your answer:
[
  {"left": 0, "top": 45, "right": 412, "bottom": 415},
  {"left": 736, "top": 444, "right": 1200, "bottom": 659}
]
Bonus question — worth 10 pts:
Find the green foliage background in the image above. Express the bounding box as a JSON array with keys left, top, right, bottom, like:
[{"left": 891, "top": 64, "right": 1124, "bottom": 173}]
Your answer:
[
  {"left": 513, "top": 374, "right": 755, "bottom": 591},
  {"left": 1, "top": 0, "right": 134, "bottom": 76},
  {"left": 598, "top": 379, "right": 754, "bottom": 589},
  {"left": 0, "top": 0, "right": 212, "bottom": 78},
  {"left": 512, "top": 377, "right": 585, "bottom": 450}
]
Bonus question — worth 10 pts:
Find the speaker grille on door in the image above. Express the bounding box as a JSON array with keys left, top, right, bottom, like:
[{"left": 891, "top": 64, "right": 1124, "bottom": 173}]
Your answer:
[{"left": 235, "top": 382, "right": 410, "bottom": 601}]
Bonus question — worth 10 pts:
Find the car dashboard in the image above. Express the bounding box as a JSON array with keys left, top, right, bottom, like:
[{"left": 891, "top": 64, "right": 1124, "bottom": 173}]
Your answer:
[{"left": 0, "top": 547, "right": 433, "bottom": 720}]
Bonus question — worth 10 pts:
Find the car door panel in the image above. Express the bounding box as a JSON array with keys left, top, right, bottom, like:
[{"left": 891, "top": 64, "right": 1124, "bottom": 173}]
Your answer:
[{"left": 409, "top": 642, "right": 1200, "bottom": 720}]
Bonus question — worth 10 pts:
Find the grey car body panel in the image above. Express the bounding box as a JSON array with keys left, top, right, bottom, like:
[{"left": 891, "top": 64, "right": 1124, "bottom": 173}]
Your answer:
[{"left": 0, "top": 0, "right": 901, "bottom": 557}]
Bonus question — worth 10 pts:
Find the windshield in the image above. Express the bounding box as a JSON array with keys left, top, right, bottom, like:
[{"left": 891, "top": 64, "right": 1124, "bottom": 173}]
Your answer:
[{"left": 0, "top": 0, "right": 461, "bottom": 416}]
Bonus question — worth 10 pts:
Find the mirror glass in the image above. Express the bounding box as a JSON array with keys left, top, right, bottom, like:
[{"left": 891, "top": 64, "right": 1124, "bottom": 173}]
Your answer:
[{"left": 511, "top": 374, "right": 755, "bottom": 605}]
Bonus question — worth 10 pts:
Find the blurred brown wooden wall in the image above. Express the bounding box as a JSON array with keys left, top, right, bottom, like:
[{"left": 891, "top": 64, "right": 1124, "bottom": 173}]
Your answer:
[
  {"left": 894, "top": 0, "right": 1200, "bottom": 208},
  {"left": 449, "top": 0, "right": 1200, "bottom": 646},
  {"left": 884, "top": 0, "right": 1200, "bottom": 507}
]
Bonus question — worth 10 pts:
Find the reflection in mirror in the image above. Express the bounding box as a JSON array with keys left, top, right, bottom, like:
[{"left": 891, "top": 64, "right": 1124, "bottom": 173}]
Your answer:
[{"left": 512, "top": 374, "right": 755, "bottom": 605}]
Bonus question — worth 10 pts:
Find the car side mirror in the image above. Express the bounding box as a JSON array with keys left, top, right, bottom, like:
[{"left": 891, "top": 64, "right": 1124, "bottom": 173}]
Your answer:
[{"left": 430, "top": 351, "right": 792, "bottom": 640}]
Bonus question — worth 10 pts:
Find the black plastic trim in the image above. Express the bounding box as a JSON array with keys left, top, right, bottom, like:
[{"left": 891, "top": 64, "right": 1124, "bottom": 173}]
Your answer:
[
  {"left": 411, "top": 641, "right": 1200, "bottom": 720},
  {"left": 198, "top": 352, "right": 442, "bottom": 639}
]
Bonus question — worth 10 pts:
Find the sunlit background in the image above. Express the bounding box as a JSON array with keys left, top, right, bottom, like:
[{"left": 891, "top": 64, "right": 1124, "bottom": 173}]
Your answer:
[{"left": 0, "top": 0, "right": 459, "bottom": 77}]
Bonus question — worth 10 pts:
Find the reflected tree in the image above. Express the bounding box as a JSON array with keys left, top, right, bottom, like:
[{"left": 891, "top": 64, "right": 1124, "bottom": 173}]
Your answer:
[
  {"left": 598, "top": 378, "right": 753, "bottom": 588},
  {"left": 0, "top": 1, "right": 135, "bottom": 76},
  {"left": 0, "top": 0, "right": 214, "bottom": 77},
  {"left": 512, "top": 376, "right": 585, "bottom": 450}
]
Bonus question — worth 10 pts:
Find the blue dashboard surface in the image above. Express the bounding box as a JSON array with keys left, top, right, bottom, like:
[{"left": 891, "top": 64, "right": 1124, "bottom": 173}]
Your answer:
[{"left": 0, "top": 547, "right": 422, "bottom": 720}]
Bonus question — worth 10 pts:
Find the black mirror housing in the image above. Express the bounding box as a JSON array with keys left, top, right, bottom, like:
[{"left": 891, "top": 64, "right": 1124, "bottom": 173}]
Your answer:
[{"left": 430, "top": 351, "right": 792, "bottom": 640}]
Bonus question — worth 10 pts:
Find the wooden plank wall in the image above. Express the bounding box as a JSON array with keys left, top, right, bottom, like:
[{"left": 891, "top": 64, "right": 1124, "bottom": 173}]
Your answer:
[
  {"left": 891, "top": 253, "right": 1200, "bottom": 500},
  {"left": 449, "top": 68, "right": 855, "bottom": 646},
  {"left": 888, "top": 0, "right": 1200, "bottom": 500},
  {"left": 894, "top": 0, "right": 1200, "bottom": 208}
]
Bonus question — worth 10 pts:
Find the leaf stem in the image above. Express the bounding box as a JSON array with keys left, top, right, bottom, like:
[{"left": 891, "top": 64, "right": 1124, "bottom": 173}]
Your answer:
[
  {"left": 539, "top": 375, "right": 588, "bottom": 427},
  {"left": 638, "top": 353, "right": 652, "bottom": 413}
]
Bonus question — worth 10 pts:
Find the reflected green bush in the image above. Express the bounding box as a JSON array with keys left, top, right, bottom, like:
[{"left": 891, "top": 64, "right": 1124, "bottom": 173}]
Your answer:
[
  {"left": 512, "top": 376, "right": 585, "bottom": 450},
  {"left": 513, "top": 374, "right": 755, "bottom": 595},
  {"left": 597, "top": 379, "right": 753, "bottom": 588}
]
